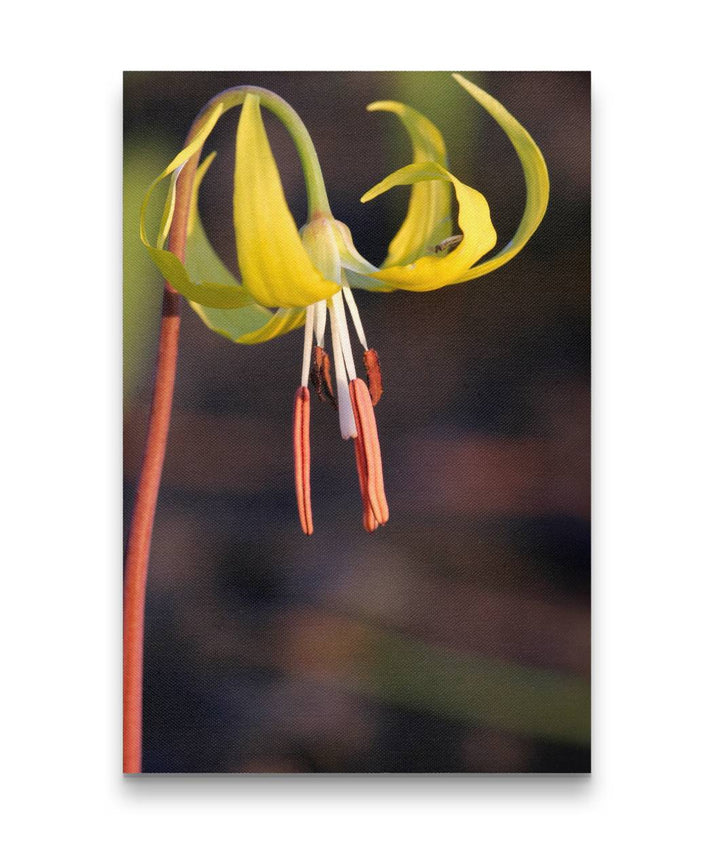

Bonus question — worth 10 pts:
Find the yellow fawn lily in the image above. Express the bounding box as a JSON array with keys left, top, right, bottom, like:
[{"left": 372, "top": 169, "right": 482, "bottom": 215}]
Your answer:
[{"left": 141, "top": 75, "right": 549, "bottom": 534}]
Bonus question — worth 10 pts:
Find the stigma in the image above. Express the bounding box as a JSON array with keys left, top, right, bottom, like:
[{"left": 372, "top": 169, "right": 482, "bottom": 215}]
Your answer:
[{"left": 292, "top": 287, "right": 388, "bottom": 534}]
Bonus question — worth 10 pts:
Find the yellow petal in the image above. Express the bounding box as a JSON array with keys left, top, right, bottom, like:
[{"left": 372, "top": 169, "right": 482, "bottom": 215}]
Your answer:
[
  {"left": 234, "top": 94, "right": 340, "bottom": 308},
  {"left": 361, "top": 162, "right": 497, "bottom": 291},
  {"left": 193, "top": 304, "right": 306, "bottom": 344},
  {"left": 186, "top": 154, "right": 298, "bottom": 342},
  {"left": 300, "top": 216, "right": 341, "bottom": 281},
  {"left": 367, "top": 101, "right": 452, "bottom": 267},
  {"left": 140, "top": 102, "right": 252, "bottom": 309},
  {"left": 448, "top": 74, "right": 550, "bottom": 281},
  {"left": 185, "top": 153, "right": 253, "bottom": 302}
]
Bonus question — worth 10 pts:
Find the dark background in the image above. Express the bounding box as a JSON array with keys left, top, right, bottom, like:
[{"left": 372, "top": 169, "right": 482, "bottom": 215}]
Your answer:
[{"left": 123, "top": 71, "right": 590, "bottom": 773}]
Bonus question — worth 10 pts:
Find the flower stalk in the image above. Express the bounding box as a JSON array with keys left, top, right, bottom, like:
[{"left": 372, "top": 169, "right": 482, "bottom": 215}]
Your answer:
[
  {"left": 124, "top": 84, "right": 334, "bottom": 773},
  {"left": 123, "top": 118, "right": 201, "bottom": 775}
]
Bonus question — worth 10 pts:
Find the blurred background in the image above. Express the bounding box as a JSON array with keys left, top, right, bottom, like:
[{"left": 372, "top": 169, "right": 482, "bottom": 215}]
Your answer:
[{"left": 124, "top": 71, "right": 590, "bottom": 773}]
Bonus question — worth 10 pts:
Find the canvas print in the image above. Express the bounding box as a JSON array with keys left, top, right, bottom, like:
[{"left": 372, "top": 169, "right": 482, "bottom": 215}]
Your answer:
[{"left": 123, "top": 71, "right": 590, "bottom": 773}]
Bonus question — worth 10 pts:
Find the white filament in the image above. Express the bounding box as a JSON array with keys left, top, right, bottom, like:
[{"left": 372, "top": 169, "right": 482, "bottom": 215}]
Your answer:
[
  {"left": 313, "top": 299, "right": 327, "bottom": 349},
  {"left": 331, "top": 290, "right": 357, "bottom": 380},
  {"left": 342, "top": 286, "right": 368, "bottom": 351},
  {"left": 329, "top": 293, "right": 357, "bottom": 439},
  {"left": 300, "top": 302, "right": 316, "bottom": 387}
]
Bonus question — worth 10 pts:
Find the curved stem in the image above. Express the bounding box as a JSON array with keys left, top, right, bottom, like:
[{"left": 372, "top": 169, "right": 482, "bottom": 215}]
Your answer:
[
  {"left": 190, "top": 85, "right": 332, "bottom": 218},
  {"left": 123, "top": 122, "right": 202, "bottom": 774},
  {"left": 123, "top": 84, "right": 329, "bottom": 772}
]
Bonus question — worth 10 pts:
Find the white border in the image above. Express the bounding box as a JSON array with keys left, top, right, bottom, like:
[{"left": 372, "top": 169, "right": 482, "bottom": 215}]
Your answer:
[{"left": 4, "top": 2, "right": 718, "bottom": 853}]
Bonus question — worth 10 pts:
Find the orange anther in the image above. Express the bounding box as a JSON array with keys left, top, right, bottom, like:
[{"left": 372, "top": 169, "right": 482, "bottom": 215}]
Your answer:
[
  {"left": 310, "top": 345, "right": 337, "bottom": 408},
  {"left": 293, "top": 386, "right": 313, "bottom": 535},
  {"left": 353, "top": 433, "right": 379, "bottom": 532},
  {"left": 349, "top": 378, "right": 389, "bottom": 527},
  {"left": 363, "top": 348, "right": 383, "bottom": 406}
]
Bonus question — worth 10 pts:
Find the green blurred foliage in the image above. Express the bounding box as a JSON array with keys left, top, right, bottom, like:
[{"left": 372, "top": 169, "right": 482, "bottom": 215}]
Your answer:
[
  {"left": 366, "top": 629, "right": 590, "bottom": 744},
  {"left": 390, "top": 71, "right": 484, "bottom": 178},
  {"left": 122, "top": 134, "right": 173, "bottom": 400}
]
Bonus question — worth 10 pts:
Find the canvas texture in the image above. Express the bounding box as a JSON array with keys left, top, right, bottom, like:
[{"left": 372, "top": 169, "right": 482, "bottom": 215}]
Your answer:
[{"left": 123, "top": 71, "right": 590, "bottom": 774}]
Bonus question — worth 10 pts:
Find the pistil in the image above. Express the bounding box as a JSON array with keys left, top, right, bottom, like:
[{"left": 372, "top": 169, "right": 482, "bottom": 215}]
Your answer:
[{"left": 328, "top": 292, "right": 357, "bottom": 440}]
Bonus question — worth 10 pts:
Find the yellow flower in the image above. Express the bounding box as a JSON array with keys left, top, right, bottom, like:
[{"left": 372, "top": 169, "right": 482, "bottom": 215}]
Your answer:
[{"left": 141, "top": 74, "right": 549, "bottom": 534}]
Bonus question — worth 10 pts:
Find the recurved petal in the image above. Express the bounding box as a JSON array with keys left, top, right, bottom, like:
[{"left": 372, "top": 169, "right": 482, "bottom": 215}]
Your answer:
[
  {"left": 331, "top": 218, "right": 379, "bottom": 277},
  {"left": 186, "top": 153, "right": 299, "bottom": 343},
  {"left": 367, "top": 101, "right": 452, "bottom": 267},
  {"left": 448, "top": 74, "right": 550, "bottom": 282},
  {"left": 185, "top": 153, "right": 255, "bottom": 305},
  {"left": 140, "top": 104, "right": 252, "bottom": 309},
  {"left": 192, "top": 303, "right": 307, "bottom": 344},
  {"left": 360, "top": 162, "right": 497, "bottom": 291},
  {"left": 234, "top": 94, "right": 340, "bottom": 309}
]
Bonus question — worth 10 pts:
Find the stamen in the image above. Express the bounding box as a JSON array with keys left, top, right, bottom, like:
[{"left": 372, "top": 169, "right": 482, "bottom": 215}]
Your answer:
[
  {"left": 300, "top": 303, "right": 316, "bottom": 388},
  {"left": 331, "top": 291, "right": 357, "bottom": 380},
  {"left": 329, "top": 294, "right": 357, "bottom": 440},
  {"left": 353, "top": 433, "right": 379, "bottom": 533},
  {"left": 363, "top": 348, "right": 383, "bottom": 406},
  {"left": 342, "top": 286, "right": 368, "bottom": 351},
  {"left": 313, "top": 299, "right": 327, "bottom": 349},
  {"left": 293, "top": 387, "right": 313, "bottom": 536},
  {"left": 310, "top": 346, "right": 336, "bottom": 408},
  {"left": 349, "top": 378, "right": 389, "bottom": 526},
  {"left": 342, "top": 287, "right": 382, "bottom": 406}
]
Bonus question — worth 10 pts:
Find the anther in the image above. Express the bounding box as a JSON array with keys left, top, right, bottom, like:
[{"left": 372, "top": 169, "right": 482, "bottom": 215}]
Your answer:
[
  {"left": 363, "top": 349, "right": 383, "bottom": 406},
  {"left": 353, "top": 435, "right": 379, "bottom": 532},
  {"left": 349, "top": 378, "right": 389, "bottom": 527},
  {"left": 310, "top": 346, "right": 337, "bottom": 409},
  {"left": 293, "top": 387, "right": 313, "bottom": 536}
]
